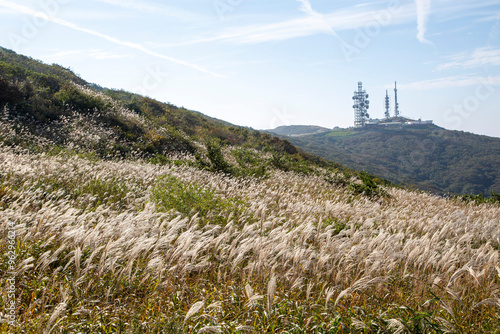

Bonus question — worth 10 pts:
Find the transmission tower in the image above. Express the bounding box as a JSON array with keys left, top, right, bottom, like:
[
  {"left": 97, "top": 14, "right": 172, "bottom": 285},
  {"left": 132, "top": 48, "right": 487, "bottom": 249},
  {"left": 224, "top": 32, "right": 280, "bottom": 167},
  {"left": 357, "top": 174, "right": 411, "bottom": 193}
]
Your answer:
[
  {"left": 352, "top": 82, "right": 370, "bottom": 127},
  {"left": 384, "top": 89, "right": 390, "bottom": 119},
  {"left": 394, "top": 81, "right": 400, "bottom": 117}
]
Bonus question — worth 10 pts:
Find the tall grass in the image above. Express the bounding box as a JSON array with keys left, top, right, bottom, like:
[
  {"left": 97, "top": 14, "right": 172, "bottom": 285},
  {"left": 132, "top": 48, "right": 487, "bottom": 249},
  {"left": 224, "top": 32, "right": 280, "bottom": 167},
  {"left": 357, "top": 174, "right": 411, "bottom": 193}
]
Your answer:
[{"left": 0, "top": 146, "right": 499, "bottom": 333}]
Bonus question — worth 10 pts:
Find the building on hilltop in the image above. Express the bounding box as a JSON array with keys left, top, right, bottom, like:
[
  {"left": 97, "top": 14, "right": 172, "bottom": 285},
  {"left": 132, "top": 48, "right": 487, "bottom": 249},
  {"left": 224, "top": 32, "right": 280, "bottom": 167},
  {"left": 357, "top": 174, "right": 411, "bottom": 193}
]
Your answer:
[{"left": 353, "top": 81, "right": 433, "bottom": 128}]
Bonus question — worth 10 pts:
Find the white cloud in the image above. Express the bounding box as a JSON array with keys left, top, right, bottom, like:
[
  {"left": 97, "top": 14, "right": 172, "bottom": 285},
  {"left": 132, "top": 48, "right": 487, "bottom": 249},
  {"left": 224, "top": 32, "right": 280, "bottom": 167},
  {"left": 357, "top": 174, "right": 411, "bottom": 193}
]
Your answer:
[
  {"left": 44, "top": 50, "right": 83, "bottom": 59},
  {"left": 438, "top": 47, "right": 500, "bottom": 70},
  {"left": 0, "top": 0, "right": 222, "bottom": 77},
  {"left": 89, "top": 49, "right": 132, "bottom": 60},
  {"left": 415, "top": 0, "right": 432, "bottom": 44},
  {"left": 296, "top": 0, "right": 344, "bottom": 42},
  {"left": 397, "top": 75, "right": 500, "bottom": 91},
  {"left": 92, "top": 0, "right": 204, "bottom": 22},
  {"left": 179, "top": 3, "right": 414, "bottom": 46},
  {"left": 43, "top": 49, "right": 132, "bottom": 60}
]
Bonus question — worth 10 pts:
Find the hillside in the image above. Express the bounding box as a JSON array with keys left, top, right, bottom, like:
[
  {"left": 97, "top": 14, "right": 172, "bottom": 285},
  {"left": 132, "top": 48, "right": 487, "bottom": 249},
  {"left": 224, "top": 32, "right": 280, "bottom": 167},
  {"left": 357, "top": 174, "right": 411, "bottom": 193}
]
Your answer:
[
  {"left": 0, "top": 47, "right": 347, "bottom": 175},
  {"left": 2, "top": 48, "right": 500, "bottom": 333},
  {"left": 269, "top": 125, "right": 500, "bottom": 196},
  {"left": 2, "top": 146, "right": 500, "bottom": 333},
  {"left": 267, "top": 125, "right": 330, "bottom": 136}
]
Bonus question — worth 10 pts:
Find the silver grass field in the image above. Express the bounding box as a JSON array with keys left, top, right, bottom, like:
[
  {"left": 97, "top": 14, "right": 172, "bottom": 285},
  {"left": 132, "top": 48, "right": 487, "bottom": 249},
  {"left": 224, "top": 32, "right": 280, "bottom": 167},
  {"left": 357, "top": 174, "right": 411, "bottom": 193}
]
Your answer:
[{"left": 1, "top": 147, "right": 500, "bottom": 333}]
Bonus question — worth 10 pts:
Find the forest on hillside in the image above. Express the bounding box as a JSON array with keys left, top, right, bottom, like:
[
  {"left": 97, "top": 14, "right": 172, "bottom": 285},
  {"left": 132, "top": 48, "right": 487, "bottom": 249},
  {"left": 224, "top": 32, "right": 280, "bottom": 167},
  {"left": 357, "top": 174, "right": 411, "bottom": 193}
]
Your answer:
[{"left": 278, "top": 126, "right": 500, "bottom": 196}]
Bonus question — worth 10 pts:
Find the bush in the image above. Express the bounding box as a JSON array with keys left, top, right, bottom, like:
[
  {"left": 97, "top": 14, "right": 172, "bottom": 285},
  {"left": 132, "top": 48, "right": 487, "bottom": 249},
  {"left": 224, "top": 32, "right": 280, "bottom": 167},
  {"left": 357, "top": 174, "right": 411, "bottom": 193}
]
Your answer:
[
  {"left": 205, "top": 138, "right": 233, "bottom": 174},
  {"left": 453, "top": 191, "right": 500, "bottom": 205},
  {"left": 349, "top": 171, "right": 390, "bottom": 200},
  {"left": 151, "top": 175, "right": 241, "bottom": 225},
  {"left": 55, "top": 84, "right": 108, "bottom": 113},
  {"left": 231, "top": 148, "right": 268, "bottom": 178}
]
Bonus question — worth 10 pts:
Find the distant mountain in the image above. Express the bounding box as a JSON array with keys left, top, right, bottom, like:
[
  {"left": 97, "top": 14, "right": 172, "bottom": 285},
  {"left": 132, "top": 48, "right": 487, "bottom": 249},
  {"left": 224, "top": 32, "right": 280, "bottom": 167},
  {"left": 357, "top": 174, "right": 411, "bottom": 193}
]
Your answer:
[
  {"left": 267, "top": 125, "right": 331, "bottom": 137},
  {"left": 269, "top": 125, "right": 500, "bottom": 195}
]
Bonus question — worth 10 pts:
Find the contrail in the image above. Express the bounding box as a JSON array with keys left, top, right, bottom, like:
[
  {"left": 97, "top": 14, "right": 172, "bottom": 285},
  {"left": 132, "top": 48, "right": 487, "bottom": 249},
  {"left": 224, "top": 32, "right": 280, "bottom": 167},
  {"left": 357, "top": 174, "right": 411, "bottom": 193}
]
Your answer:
[
  {"left": 0, "top": 0, "right": 223, "bottom": 77},
  {"left": 296, "top": 0, "right": 346, "bottom": 44},
  {"left": 415, "top": 0, "right": 432, "bottom": 44}
]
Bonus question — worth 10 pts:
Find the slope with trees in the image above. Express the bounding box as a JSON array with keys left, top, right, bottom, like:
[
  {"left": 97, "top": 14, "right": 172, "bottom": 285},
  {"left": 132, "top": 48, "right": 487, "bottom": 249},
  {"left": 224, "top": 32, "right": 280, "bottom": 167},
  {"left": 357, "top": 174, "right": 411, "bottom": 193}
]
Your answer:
[{"left": 270, "top": 125, "right": 500, "bottom": 196}]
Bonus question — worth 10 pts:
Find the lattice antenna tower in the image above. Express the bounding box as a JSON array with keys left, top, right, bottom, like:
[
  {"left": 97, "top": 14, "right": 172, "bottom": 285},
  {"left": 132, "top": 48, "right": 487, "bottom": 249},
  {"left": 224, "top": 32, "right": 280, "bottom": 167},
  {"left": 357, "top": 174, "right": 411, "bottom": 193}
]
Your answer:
[
  {"left": 394, "top": 81, "right": 400, "bottom": 117},
  {"left": 384, "top": 89, "right": 390, "bottom": 119},
  {"left": 352, "top": 81, "right": 370, "bottom": 127}
]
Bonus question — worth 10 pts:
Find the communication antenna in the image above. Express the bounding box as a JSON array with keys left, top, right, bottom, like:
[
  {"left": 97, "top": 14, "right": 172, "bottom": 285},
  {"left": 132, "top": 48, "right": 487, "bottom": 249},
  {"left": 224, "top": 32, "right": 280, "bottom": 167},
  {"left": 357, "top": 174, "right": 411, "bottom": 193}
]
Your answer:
[
  {"left": 394, "top": 81, "right": 400, "bottom": 117},
  {"left": 352, "top": 81, "right": 370, "bottom": 127},
  {"left": 384, "top": 89, "right": 390, "bottom": 119}
]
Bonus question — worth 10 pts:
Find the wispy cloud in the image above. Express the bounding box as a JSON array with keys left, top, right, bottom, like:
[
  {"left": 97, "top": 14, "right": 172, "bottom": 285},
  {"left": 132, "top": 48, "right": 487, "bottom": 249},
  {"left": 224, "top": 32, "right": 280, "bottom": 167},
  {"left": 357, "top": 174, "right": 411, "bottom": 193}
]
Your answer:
[
  {"left": 397, "top": 75, "right": 500, "bottom": 91},
  {"left": 0, "top": 0, "right": 221, "bottom": 77},
  {"left": 177, "top": 3, "right": 414, "bottom": 46},
  {"left": 92, "top": 0, "right": 204, "bottom": 22},
  {"left": 296, "top": 0, "right": 343, "bottom": 41},
  {"left": 44, "top": 49, "right": 133, "bottom": 60},
  {"left": 415, "top": 0, "right": 432, "bottom": 44},
  {"left": 490, "top": 20, "right": 500, "bottom": 43},
  {"left": 437, "top": 47, "right": 500, "bottom": 70}
]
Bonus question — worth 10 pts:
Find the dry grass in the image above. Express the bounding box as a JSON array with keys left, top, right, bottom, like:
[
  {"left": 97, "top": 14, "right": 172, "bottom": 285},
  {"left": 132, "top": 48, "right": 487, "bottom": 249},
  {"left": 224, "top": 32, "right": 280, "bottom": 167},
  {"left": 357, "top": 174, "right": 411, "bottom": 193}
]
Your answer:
[{"left": 0, "top": 147, "right": 499, "bottom": 333}]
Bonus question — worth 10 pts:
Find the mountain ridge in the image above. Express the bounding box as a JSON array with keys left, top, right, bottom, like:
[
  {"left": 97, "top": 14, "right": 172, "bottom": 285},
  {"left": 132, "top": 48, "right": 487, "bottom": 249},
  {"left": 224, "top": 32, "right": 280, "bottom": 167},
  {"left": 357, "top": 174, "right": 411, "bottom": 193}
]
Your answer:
[
  {"left": 3, "top": 46, "right": 498, "bottom": 197},
  {"left": 0, "top": 46, "right": 347, "bottom": 176},
  {"left": 268, "top": 124, "right": 500, "bottom": 195},
  {"left": 267, "top": 125, "right": 331, "bottom": 137}
]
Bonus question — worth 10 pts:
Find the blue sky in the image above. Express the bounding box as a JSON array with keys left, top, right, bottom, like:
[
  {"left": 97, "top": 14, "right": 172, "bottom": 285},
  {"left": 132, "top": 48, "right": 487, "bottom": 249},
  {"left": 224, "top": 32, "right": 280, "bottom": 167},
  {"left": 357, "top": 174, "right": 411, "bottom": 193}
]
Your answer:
[{"left": 1, "top": 0, "right": 499, "bottom": 137}]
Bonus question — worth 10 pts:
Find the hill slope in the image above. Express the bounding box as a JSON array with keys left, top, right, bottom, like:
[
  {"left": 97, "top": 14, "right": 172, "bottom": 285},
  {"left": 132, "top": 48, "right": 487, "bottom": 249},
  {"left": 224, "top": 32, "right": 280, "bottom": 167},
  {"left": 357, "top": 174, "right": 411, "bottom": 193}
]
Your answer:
[
  {"left": 269, "top": 125, "right": 500, "bottom": 195},
  {"left": 2, "top": 146, "right": 500, "bottom": 333},
  {"left": 268, "top": 125, "right": 330, "bottom": 136},
  {"left": 0, "top": 46, "right": 342, "bottom": 175},
  {"left": 1, "top": 47, "right": 500, "bottom": 334}
]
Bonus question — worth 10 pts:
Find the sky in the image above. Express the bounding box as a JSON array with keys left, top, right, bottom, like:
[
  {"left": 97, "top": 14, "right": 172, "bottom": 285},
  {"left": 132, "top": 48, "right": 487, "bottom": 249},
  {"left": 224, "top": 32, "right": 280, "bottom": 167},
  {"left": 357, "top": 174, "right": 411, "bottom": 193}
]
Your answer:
[{"left": 0, "top": 0, "right": 499, "bottom": 137}]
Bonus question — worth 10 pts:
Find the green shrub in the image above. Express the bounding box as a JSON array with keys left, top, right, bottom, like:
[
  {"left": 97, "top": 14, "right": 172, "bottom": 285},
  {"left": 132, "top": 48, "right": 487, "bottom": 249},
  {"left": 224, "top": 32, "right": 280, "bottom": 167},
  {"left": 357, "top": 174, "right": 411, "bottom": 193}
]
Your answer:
[
  {"left": 349, "top": 171, "right": 390, "bottom": 200},
  {"left": 231, "top": 148, "right": 268, "bottom": 178},
  {"left": 151, "top": 176, "right": 241, "bottom": 225},
  {"left": 324, "top": 172, "right": 351, "bottom": 188},
  {"left": 55, "top": 84, "right": 108, "bottom": 113},
  {"left": 322, "top": 218, "right": 348, "bottom": 235},
  {"left": 453, "top": 191, "right": 500, "bottom": 205},
  {"left": 149, "top": 153, "right": 169, "bottom": 165},
  {"left": 270, "top": 151, "right": 290, "bottom": 172},
  {"left": 205, "top": 138, "right": 233, "bottom": 174}
]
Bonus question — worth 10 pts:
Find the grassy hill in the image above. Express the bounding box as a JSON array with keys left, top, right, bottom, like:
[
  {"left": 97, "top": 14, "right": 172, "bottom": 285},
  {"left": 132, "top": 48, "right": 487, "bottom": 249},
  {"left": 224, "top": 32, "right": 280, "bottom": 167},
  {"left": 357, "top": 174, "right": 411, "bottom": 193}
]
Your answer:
[
  {"left": 266, "top": 125, "right": 331, "bottom": 136},
  {"left": 270, "top": 125, "right": 500, "bottom": 196},
  {"left": 2, "top": 142, "right": 500, "bottom": 333},
  {"left": 1, "top": 48, "right": 500, "bottom": 333},
  {"left": 0, "top": 46, "right": 345, "bottom": 176}
]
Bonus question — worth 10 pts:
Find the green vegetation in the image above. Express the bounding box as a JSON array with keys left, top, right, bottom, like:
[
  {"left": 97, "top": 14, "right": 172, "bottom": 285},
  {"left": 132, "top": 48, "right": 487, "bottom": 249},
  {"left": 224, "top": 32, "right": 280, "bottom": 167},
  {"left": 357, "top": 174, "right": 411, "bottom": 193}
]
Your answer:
[
  {"left": 2, "top": 47, "right": 500, "bottom": 333},
  {"left": 151, "top": 175, "right": 242, "bottom": 225},
  {"left": 272, "top": 126, "right": 500, "bottom": 197},
  {"left": 348, "top": 171, "right": 390, "bottom": 199},
  {"left": 1, "top": 151, "right": 500, "bottom": 333},
  {"left": 267, "top": 125, "right": 330, "bottom": 136},
  {"left": 231, "top": 147, "right": 268, "bottom": 178},
  {"left": 325, "top": 129, "right": 358, "bottom": 137},
  {"left": 0, "top": 47, "right": 328, "bottom": 167},
  {"left": 453, "top": 191, "right": 500, "bottom": 205},
  {"left": 204, "top": 138, "right": 234, "bottom": 174}
]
